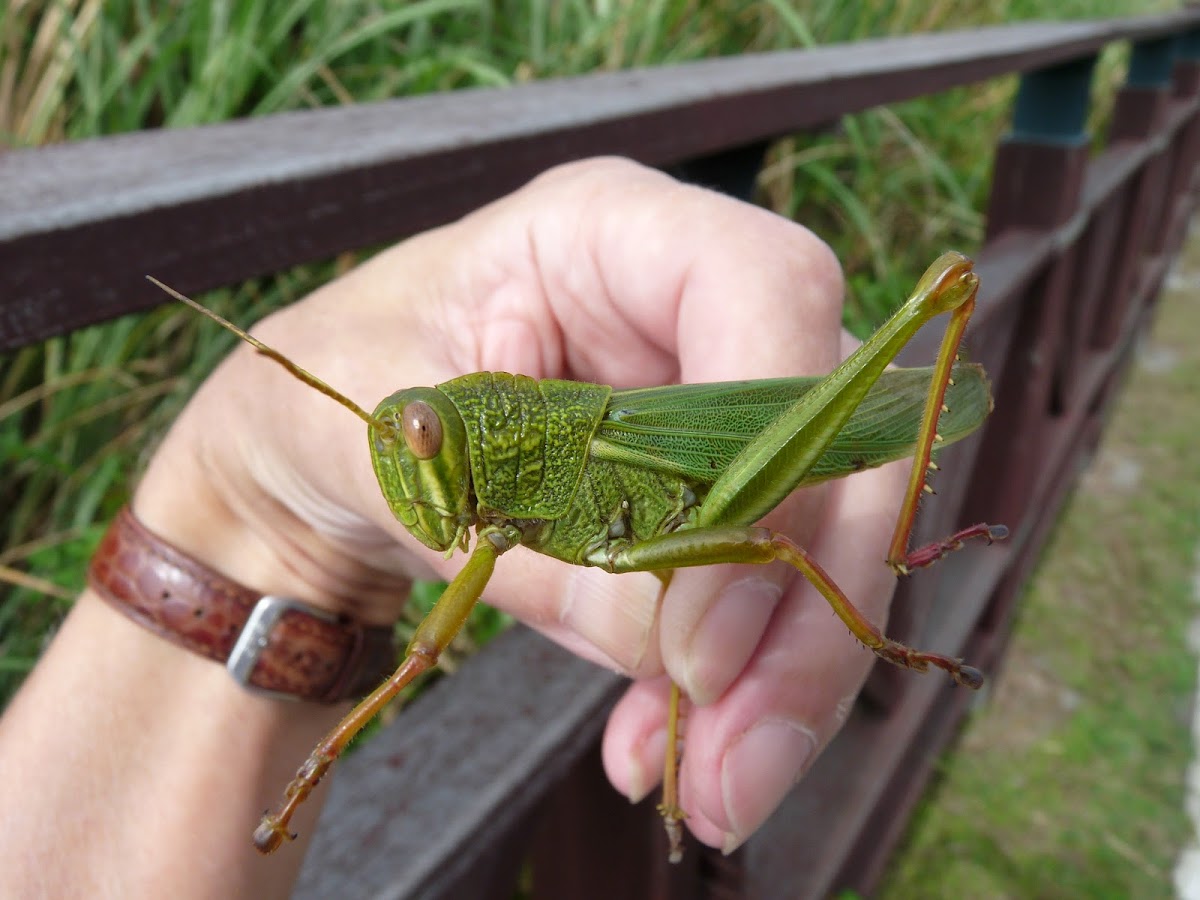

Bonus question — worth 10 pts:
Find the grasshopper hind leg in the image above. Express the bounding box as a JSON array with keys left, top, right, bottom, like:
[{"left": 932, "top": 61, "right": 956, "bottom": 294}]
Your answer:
[{"left": 882, "top": 257, "right": 1008, "bottom": 577}]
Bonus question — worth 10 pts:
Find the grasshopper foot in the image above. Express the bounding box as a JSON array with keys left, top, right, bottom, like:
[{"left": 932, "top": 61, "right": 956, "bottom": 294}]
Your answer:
[
  {"left": 253, "top": 814, "right": 295, "bottom": 854},
  {"left": 878, "top": 644, "right": 985, "bottom": 690},
  {"left": 954, "top": 664, "right": 985, "bottom": 690},
  {"left": 657, "top": 802, "right": 687, "bottom": 864},
  {"left": 891, "top": 522, "right": 1008, "bottom": 575}
]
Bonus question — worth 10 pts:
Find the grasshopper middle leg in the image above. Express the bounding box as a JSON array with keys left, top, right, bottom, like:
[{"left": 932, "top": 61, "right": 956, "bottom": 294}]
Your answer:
[{"left": 610, "top": 526, "right": 983, "bottom": 688}]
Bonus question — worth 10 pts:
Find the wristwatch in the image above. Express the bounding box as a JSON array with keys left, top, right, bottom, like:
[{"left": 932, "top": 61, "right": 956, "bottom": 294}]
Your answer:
[{"left": 87, "top": 505, "right": 397, "bottom": 702}]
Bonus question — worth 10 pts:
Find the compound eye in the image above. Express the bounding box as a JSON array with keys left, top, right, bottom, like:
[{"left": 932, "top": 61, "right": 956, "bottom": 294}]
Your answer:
[{"left": 401, "top": 400, "right": 442, "bottom": 459}]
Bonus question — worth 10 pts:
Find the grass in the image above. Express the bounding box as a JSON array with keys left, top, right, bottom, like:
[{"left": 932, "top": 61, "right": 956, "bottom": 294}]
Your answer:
[{"left": 0, "top": 0, "right": 1192, "bottom": 891}]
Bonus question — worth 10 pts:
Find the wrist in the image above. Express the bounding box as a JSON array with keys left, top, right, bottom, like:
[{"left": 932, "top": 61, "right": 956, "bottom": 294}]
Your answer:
[
  {"left": 1, "top": 592, "right": 337, "bottom": 898},
  {"left": 132, "top": 423, "right": 334, "bottom": 612},
  {"left": 133, "top": 404, "right": 410, "bottom": 623}
]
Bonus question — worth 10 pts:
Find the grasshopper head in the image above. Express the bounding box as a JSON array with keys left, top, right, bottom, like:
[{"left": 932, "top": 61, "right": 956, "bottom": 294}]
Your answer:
[
  {"left": 369, "top": 387, "right": 475, "bottom": 554},
  {"left": 142, "top": 276, "right": 476, "bottom": 553}
]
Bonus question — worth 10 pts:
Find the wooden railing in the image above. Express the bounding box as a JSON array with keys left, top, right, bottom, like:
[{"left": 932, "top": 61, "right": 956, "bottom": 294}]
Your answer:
[{"left": 3, "top": 10, "right": 1199, "bottom": 898}]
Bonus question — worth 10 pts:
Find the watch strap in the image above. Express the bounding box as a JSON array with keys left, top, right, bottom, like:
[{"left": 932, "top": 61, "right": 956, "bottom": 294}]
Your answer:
[{"left": 87, "top": 505, "right": 396, "bottom": 703}]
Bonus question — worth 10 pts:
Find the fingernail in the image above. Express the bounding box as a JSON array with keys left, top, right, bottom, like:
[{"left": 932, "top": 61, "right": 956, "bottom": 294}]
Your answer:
[
  {"left": 684, "top": 575, "right": 781, "bottom": 705},
  {"left": 720, "top": 718, "right": 817, "bottom": 854},
  {"left": 627, "top": 726, "right": 667, "bottom": 804}
]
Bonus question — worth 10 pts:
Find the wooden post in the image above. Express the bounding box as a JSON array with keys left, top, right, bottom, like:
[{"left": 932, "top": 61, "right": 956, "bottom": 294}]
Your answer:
[
  {"left": 964, "top": 54, "right": 1096, "bottom": 536},
  {"left": 1092, "top": 35, "right": 1181, "bottom": 350}
]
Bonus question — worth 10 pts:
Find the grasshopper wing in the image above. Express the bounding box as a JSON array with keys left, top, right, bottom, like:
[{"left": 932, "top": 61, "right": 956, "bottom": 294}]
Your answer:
[{"left": 590, "top": 363, "right": 991, "bottom": 486}]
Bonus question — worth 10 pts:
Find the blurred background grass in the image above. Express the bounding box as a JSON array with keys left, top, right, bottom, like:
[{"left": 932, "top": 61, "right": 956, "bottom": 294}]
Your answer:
[{"left": 1, "top": 1, "right": 1194, "bottom": 895}]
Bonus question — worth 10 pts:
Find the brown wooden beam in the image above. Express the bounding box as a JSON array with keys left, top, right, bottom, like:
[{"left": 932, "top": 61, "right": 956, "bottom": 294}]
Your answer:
[{"left": 4, "top": 11, "right": 1200, "bottom": 351}]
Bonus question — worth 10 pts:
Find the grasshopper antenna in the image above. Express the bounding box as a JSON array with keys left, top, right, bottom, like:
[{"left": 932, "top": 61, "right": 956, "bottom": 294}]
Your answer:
[{"left": 146, "top": 276, "right": 394, "bottom": 438}]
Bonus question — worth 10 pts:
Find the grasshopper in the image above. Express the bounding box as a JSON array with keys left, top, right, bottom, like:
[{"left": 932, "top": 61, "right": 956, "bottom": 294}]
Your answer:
[{"left": 148, "top": 250, "right": 1005, "bottom": 862}]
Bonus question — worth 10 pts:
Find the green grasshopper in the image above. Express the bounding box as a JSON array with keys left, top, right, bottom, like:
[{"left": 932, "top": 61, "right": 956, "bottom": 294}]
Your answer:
[{"left": 149, "top": 250, "right": 1005, "bottom": 861}]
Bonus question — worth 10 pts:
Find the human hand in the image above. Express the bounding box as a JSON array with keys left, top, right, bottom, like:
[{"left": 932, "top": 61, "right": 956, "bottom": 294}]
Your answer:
[{"left": 136, "top": 156, "right": 907, "bottom": 854}]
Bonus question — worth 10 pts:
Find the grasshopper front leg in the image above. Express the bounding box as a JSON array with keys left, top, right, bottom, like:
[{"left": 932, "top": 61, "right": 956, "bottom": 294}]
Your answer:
[{"left": 253, "top": 526, "right": 519, "bottom": 853}]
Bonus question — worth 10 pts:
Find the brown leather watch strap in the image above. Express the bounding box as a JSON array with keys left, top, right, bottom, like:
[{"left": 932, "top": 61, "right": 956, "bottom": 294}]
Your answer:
[{"left": 87, "top": 505, "right": 396, "bottom": 703}]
